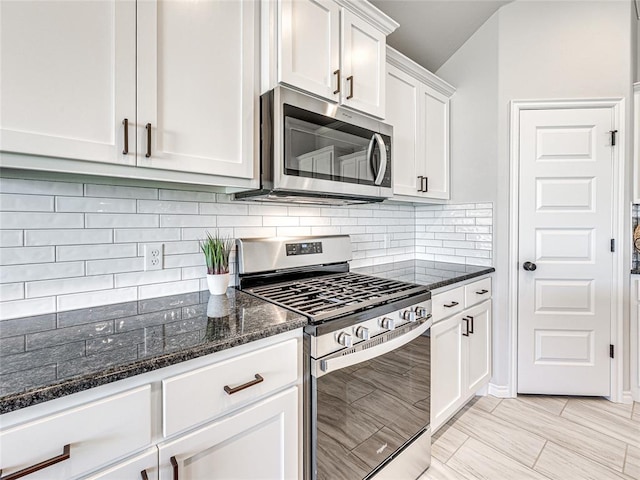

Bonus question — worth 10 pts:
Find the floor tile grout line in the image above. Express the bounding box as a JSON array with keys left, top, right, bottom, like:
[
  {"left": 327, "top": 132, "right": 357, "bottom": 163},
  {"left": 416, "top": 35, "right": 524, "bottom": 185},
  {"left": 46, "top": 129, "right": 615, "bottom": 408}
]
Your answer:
[
  {"left": 623, "top": 444, "right": 629, "bottom": 474},
  {"left": 442, "top": 431, "right": 471, "bottom": 467},
  {"left": 558, "top": 397, "right": 569, "bottom": 416},
  {"left": 531, "top": 439, "right": 548, "bottom": 470}
]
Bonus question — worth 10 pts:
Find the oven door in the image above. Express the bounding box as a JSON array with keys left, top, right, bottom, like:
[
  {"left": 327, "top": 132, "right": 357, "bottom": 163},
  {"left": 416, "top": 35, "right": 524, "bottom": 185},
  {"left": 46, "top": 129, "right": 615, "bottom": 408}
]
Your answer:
[
  {"left": 271, "top": 87, "right": 392, "bottom": 199},
  {"left": 309, "top": 319, "right": 431, "bottom": 480}
]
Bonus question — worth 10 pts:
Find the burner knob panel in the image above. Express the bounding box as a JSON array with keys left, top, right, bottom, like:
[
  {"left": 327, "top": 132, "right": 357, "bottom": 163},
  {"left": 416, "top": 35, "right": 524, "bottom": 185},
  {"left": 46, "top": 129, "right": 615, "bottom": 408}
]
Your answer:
[
  {"left": 400, "top": 309, "right": 417, "bottom": 322},
  {"left": 380, "top": 317, "right": 395, "bottom": 331},
  {"left": 355, "top": 326, "right": 370, "bottom": 340},
  {"left": 336, "top": 332, "right": 353, "bottom": 348}
]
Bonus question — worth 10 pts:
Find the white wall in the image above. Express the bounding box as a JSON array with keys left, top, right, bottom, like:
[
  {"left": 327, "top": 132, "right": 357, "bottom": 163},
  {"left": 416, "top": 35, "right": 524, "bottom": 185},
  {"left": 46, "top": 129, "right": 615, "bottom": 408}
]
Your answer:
[{"left": 437, "top": 0, "right": 635, "bottom": 393}]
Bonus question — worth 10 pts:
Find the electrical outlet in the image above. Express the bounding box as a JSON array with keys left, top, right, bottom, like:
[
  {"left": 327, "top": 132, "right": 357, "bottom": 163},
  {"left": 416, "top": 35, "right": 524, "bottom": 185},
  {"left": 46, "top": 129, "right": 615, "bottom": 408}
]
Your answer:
[{"left": 144, "top": 243, "right": 163, "bottom": 271}]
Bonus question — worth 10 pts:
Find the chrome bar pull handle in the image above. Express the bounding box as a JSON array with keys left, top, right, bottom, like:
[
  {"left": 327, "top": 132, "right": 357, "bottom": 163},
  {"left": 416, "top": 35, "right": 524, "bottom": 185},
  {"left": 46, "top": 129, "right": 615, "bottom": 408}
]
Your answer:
[
  {"left": 333, "top": 69, "right": 341, "bottom": 95},
  {"left": 462, "top": 318, "right": 470, "bottom": 337},
  {"left": 466, "top": 315, "right": 475, "bottom": 334},
  {"left": 122, "top": 118, "right": 129, "bottom": 155},
  {"left": 346, "top": 75, "right": 354, "bottom": 99},
  {"left": 418, "top": 175, "right": 424, "bottom": 192},
  {"left": 224, "top": 374, "right": 264, "bottom": 395},
  {"left": 145, "top": 123, "right": 152, "bottom": 158}
]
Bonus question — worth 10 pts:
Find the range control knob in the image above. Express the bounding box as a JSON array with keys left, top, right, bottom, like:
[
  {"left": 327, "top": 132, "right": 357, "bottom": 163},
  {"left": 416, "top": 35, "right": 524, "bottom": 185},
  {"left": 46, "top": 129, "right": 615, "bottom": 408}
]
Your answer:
[
  {"left": 415, "top": 306, "right": 428, "bottom": 318},
  {"left": 336, "top": 332, "right": 353, "bottom": 348},
  {"left": 400, "top": 309, "right": 417, "bottom": 322},
  {"left": 380, "top": 317, "right": 396, "bottom": 331},
  {"left": 355, "top": 326, "right": 370, "bottom": 341}
]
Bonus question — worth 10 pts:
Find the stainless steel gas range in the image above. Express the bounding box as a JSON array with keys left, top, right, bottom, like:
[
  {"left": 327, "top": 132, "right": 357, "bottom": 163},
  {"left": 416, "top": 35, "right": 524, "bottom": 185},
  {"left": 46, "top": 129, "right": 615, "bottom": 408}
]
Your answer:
[{"left": 236, "top": 235, "right": 432, "bottom": 480}]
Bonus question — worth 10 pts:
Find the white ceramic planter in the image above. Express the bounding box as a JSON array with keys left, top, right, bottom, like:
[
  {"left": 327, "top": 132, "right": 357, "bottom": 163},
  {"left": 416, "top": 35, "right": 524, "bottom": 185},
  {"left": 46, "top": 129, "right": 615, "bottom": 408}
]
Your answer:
[{"left": 206, "top": 273, "right": 230, "bottom": 295}]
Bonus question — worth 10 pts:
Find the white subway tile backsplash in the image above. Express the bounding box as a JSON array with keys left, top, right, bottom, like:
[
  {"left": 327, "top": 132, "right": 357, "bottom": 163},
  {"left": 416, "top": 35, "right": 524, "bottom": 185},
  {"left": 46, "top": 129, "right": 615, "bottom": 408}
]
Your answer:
[
  {"left": 0, "top": 247, "right": 55, "bottom": 265},
  {"left": 56, "top": 197, "right": 136, "bottom": 213},
  {"left": 56, "top": 243, "right": 137, "bottom": 261},
  {"left": 1, "top": 261, "right": 84, "bottom": 284},
  {"left": 0, "top": 283, "right": 24, "bottom": 302},
  {"left": 86, "top": 214, "right": 159, "bottom": 228},
  {"left": 1, "top": 212, "right": 84, "bottom": 229},
  {"left": 0, "top": 173, "right": 493, "bottom": 317},
  {"left": 25, "top": 229, "right": 112, "bottom": 246},
  {"left": 0, "top": 193, "right": 54, "bottom": 212},
  {"left": 84, "top": 184, "right": 158, "bottom": 200},
  {"left": 56, "top": 287, "right": 137, "bottom": 312},
  {"left": 137, "top": 200, "right": 198, "bottom": 215},
  {"left": 0, "top": 178, "right": 82, "bottom": 196},
  {"left": 0, "top": 296, "right": 56, "bottom": 320},
  {"left": 26, "top": 275, "right": 113, "bottom": 298},
  {"left": 115, "top": 269, "right": 182, "bottom": 288}
]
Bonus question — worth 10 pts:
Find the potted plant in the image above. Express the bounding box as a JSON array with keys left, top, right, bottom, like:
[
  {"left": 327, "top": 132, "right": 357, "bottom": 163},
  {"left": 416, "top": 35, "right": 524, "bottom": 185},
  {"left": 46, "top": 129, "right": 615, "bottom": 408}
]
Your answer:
[{"left": 200, "top": 231, "right": 234, "bottom": 295}]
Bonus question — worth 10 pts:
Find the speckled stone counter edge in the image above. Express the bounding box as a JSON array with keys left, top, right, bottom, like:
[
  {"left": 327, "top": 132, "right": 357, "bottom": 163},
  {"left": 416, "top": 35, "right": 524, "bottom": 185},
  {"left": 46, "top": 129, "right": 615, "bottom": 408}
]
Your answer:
[{"left": 424, "top": 267, "right": 495, "bottom": 290}]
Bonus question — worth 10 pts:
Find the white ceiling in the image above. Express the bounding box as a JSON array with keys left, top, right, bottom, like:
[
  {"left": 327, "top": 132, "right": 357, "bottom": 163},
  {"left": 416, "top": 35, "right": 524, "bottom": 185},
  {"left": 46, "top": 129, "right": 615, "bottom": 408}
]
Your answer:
[{"left": 370, "top": 0, "right": 512, "bottom": 72}]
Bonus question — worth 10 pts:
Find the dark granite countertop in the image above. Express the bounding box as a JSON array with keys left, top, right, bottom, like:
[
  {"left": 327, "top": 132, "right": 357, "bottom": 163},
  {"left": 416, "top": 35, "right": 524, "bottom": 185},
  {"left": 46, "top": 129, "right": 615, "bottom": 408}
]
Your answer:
[
  {"left": 0, "top": 289, "right": 307, "bottom": 414},
  {"left": 631, "top": 269, "right": 640, "bottom": 275},
  {"left": 354, "top": 260, "right": 494, "bottom": 290}
]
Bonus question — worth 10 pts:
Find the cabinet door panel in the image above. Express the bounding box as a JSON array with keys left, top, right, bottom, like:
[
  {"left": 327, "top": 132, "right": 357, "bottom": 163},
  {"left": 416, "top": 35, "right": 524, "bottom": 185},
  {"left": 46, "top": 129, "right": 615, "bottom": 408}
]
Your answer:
[
  {"left": 420, "top": 87, "right": 450, "bottom": 199},
  {"left": 341, "top": 10, "right": 385, "bottom": 118},
  {"left": 158, "top": 387, "right": 298, "bottom": 480},
  {"left": 0, "top": 0, "right": 136, "bottom": 165},
  {"left": 137, "top": 0, "right": 257, "bottom": 178},
  {"left": 387, "top": 65, "right": 420, "bottom": 197},
  {"left": 84, "top": 448, "right": 158, "bottom": 480},
  {"left": 279, "top": 0, "right": 340, "bottom": 101},
  {"left": 465, "top": 300, "right": 492, "bottom": 394},
  {"left": 430, "top": 315, "right": 463, "bottom": 433}
]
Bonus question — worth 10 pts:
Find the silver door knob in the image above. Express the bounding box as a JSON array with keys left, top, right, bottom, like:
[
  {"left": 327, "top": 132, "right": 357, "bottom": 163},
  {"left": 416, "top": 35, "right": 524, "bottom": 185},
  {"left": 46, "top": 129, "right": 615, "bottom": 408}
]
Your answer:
[
  {"left": 336, "top": 332, "right": 353, "bottom": 347},
  {"left": 523, "top": 261, "right": 537, "bottom": 271},
  {"left": 355, "top": 326, "right": 370, "bottom": 340},
  {"left": 381, "top": 317, "right": 395, "bottom": 330}
]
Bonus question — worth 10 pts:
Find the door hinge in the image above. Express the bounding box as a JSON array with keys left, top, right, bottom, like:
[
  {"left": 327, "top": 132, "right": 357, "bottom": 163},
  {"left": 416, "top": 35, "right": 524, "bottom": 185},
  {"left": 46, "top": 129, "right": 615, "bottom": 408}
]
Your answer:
[
  {"left": 610, "top": 239, "right": 615, "bottom": 252},
  {"left": 610, "top": 344, "right": 614, "bottom": 359},
  {"left": 610, "top": 130, "right": 618, "bottom": 146}
]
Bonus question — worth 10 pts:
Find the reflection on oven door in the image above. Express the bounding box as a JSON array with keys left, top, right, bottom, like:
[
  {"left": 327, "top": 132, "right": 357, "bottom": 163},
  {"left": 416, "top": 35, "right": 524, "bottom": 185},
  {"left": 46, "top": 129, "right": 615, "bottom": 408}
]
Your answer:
[{"left": 314, "top": 334, "right": 430, "bottom": 480}]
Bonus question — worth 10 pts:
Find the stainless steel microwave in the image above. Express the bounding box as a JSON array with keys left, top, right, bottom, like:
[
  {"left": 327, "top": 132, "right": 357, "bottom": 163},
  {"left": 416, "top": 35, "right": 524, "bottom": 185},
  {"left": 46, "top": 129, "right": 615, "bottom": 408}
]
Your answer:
[{"left": 234, "top": 86, "right": 392, "bottom": 205}]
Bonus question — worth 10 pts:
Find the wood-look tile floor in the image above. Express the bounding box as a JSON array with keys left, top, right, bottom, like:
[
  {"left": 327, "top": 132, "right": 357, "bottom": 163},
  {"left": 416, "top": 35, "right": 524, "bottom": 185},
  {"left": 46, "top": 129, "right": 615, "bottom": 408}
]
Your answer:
[{"left": 420, "top": 396, "right": 640, "bottom": 480}]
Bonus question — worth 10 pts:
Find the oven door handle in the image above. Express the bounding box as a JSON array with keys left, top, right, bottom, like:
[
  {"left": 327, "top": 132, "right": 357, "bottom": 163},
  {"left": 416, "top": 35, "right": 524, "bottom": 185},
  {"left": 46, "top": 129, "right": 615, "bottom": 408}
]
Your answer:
[{"left": 311, "top": 317, "right": 432, "bottom": 378}]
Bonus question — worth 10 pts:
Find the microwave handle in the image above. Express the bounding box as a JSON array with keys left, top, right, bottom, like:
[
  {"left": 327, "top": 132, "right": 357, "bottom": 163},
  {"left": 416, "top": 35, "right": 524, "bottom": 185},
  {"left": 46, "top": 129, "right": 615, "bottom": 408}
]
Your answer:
[{"left": 373, "top": 133, "right": 388, "bottom": 186}]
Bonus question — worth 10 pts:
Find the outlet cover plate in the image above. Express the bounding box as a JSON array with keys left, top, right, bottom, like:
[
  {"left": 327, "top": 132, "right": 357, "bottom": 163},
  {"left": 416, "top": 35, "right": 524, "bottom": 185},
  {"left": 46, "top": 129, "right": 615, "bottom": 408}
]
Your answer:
[{"left": 144, "top": 243, "right": 164, "bottom": 271}]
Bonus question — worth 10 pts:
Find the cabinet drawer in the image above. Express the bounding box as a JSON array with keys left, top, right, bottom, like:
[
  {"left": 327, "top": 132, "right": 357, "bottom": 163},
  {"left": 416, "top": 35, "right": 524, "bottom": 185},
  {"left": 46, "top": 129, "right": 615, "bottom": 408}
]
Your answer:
[
  {"left": 163, "top": 339, "right": 298, "bottom": 437},
  {"left": 432, "top": 286, "right": 465, "bottom": 321},
  {"left": 84, "top": 447, "right": 158, "bottom": 480},
  {"left": 0, "top": 386, "right": 152, "bottom": 480},
  {"left": 464, "top": 277, "right": 492, "bottom": 308}
]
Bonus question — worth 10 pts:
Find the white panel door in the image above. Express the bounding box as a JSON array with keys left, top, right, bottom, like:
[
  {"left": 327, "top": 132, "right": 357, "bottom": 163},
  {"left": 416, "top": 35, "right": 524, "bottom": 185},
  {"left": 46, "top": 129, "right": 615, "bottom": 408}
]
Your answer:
[
  {"left": 420, "top": 87, "right": 450, "bottom": 200},
  {"left": 137, "top": 0, "right": 257, "bottom": 178},
  {"left": 279, "top": 0, "right": 340, "bottom": 101},
  {"left": 341, "top": 10, "right": 385, "bottom": 118},
  {"left": 0, "top": 0, "right": 136, "bottom": 165},
  {"left": 386, "top": 64, "right": 420, "bottom": 197},
  {"left": 518, "top": 107, "right": 614, "bottom": 396},
  {"left": 158, "top": 388, "right": 298, "bottom": 480}
]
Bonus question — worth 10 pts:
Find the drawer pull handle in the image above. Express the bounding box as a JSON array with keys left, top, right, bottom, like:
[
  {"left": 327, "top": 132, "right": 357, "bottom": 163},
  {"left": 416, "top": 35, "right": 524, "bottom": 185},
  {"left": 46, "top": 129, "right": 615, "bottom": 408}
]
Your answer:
[
  {"left": 0, "top": 444, "right": 70, "bottom": 480},
  {"left": 170, "top": 456, "right": 179, "bottom": 480},
  {"left": 224, "top": 374, "right": 264, "bottom": 395},
  {"left": 462, "top": 317, "right": 470, "bottom": 336},
  {"left": 443, "top": 301, "right": 459, "bottom": 308},
  {"left": 465, "top": 315, "right": 475, "bottom": 334},
  {"left": 141, "top": 470, "right": 149, "bottom": 480},
  {"left": 476, "top": 289, "right": 489, "bottom": 295}
]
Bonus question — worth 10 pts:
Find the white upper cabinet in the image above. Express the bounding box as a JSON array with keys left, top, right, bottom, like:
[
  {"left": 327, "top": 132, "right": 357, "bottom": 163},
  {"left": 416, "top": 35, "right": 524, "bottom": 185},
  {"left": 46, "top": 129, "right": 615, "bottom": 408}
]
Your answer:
[
  {"left": 0, "top": 0, "right": 136, "bottom": 166},
  {"left": 137, "top": 0, "right": 258, "bottom": 179},
  {"left": 386, "top": 47, "right": 455, "bottom": 201},
  {"left": 279, "top": 0, "right": 340, "bottom": 101},
  {"left": 634, "top": 83, "right": 639, "bottom": 203},
  {"left": 272, "top": 0, "right": 397, "bottom": 119}
]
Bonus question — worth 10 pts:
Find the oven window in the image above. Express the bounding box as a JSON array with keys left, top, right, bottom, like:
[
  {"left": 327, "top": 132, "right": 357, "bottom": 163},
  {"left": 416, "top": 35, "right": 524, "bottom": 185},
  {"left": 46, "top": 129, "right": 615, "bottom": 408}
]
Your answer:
[
  {"left": 313, "top": 333, "right": 430, "bottom": 480},
  {"left": 283, "top": 104, "right": 390, "bottom": 188}
]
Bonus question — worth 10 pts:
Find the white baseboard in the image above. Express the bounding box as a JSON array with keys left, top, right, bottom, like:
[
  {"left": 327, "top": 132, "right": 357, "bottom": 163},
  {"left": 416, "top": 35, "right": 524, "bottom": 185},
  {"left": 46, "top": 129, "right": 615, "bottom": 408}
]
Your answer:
[
  {"left": 621, "top": 390, "right": 635, "bottom": 404},
  {"left": 488, "top": 383, "right": 514, "bottom": 398}
]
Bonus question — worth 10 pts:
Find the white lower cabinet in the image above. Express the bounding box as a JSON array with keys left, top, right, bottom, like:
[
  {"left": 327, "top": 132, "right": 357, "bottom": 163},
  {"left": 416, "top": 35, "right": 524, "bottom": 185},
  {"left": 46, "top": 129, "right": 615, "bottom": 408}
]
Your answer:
[
  {"left": 84, "top": 448, "right": 158, "bottom": 480},
  {"left": 431, "top": 278, "right": 492, "bottom": 433},
  {"left": 158, "top": 387, "right": 298, "bottom": 480}
]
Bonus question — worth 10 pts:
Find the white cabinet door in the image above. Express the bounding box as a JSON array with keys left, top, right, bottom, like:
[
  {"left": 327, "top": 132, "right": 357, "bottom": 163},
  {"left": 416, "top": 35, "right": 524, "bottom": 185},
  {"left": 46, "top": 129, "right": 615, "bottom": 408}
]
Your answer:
[
  {"left": 84, "top": 448, "right": 158, "bottom": 480},
  {"left": 341, "top": 10, "right": 386, "bottom": 119},
  {"left": 0, "top": 0, "right": 136, "bottom": 165},
  {"left": 465, "top": 300, "right": 492, "bottom": 395},
  {"left": 633, "top": 84, "right": 640, "bottom": 202},
  {"left": 419, "top": 86, "right": 450, "bottom": 200},
  {"left": 431, "top": 314, "right": 464, "bottom": 433},
  {"left": 386, "top": 64, "right": 420, "bottom": 197},
  {"left": 158, "top": 387, "right": 298, "bottom": 480},
  {"left": 279, "top": 0, "right": 340, "bottom": 102},
  {"left": 137, "top": 0, "right": 257, "bottom": 179}
]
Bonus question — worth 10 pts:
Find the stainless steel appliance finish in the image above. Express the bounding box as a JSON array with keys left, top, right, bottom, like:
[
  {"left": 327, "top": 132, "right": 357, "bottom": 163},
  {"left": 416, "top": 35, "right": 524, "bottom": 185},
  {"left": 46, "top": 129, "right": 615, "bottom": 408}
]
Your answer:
[
  {"left": 236, "top": 235, "right": 432, "bottom": 480},
  {"left": 234, "top": 86, "right": 393, "bottom": 205}
]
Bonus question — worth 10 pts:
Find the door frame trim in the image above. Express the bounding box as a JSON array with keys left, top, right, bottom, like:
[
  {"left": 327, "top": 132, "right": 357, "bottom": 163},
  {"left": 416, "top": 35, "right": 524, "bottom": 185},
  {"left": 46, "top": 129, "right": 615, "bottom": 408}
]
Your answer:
[{"left": 508, "top": 98, "right": 625, "bottom": 401}]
